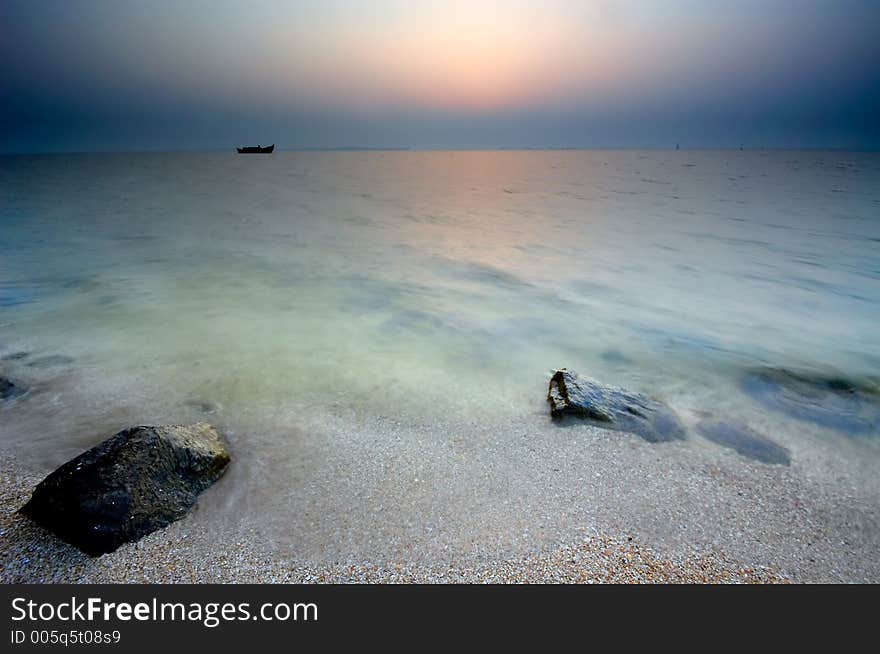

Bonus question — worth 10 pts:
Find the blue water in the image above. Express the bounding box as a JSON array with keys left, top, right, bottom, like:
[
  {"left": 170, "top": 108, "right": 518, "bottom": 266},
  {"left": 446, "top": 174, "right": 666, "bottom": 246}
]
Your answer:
[
  {"left": 3, "top": 151, "right": 878, "bottom": 414},
  {"left": 2, "top": 150, "right": 879, "bottom": 421}
]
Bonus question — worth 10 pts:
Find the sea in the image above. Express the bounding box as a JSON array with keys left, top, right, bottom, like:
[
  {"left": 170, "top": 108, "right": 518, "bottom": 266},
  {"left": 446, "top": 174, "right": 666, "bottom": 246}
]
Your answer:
[{"left": 1, "top": 150, "right": 879, "bottom": 570}]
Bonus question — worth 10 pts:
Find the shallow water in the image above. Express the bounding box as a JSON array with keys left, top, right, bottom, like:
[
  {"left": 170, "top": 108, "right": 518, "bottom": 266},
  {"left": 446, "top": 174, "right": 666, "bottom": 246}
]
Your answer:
[{"left": 1, "top": 150, "right": 879, "bottom": 571}]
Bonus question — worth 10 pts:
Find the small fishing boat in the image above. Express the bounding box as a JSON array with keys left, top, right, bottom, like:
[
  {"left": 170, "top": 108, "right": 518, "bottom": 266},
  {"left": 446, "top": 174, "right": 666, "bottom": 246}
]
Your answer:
[{"left": 236, "top": 144, "right": 274, "bottom": 154}]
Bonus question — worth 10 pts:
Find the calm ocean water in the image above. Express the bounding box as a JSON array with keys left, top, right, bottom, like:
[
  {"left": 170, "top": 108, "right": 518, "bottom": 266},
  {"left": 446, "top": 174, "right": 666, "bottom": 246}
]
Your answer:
[
  {"left": 2, "top": 150, "right": 879, "bottom": 425},
  {"left": 1, "top": 150, "right": 879, "bottom": 563}
]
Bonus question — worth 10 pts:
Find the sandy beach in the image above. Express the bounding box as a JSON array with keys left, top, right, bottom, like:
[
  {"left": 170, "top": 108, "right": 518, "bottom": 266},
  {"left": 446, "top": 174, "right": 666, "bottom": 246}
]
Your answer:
[
  {"left": 3, "top": 401, "right": 878, "bottom": 584},
  {"left": 1, "top": 451, "right": 787, "bottom": 584}
]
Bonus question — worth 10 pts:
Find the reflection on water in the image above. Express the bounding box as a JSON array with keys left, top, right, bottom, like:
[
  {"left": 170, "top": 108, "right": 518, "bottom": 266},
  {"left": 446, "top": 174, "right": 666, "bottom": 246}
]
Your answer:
[{"left": 1, "top": 150, "right": 879, "bottom": 561}]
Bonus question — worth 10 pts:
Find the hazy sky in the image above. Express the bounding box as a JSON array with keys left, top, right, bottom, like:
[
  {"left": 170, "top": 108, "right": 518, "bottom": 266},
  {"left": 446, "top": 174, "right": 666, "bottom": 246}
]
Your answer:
[{"left": 2, "top": 0, "right": 879, "bottom": 152}]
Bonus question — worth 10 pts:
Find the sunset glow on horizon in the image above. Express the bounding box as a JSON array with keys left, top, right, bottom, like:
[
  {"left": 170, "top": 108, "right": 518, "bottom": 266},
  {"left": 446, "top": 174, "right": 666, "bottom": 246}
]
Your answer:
[{"left": 2, "top": 0, "right": 879, "bottom": 151}]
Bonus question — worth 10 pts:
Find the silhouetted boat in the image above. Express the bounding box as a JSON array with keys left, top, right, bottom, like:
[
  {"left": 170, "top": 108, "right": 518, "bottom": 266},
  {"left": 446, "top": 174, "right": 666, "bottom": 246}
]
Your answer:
[{"left": 236, "top": 144, "right": 274, "bottom": 154}]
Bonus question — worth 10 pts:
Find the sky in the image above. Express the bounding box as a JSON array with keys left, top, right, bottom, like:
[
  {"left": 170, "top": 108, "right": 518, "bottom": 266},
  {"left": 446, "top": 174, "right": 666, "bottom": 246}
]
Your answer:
[{"left": 2, "top": 0, "right": 879, "bottom": 152}]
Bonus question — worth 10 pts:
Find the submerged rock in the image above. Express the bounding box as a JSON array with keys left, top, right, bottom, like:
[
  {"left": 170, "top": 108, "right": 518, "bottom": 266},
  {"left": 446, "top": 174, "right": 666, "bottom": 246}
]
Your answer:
[
  {"left": 184, "top": 399, "right": 222, "bottom": 414},
  {"left": 1, "top": 376, "right": 25, "bottom": 400},
  {"left": 600, "top": 349, "right": 634, "bottom": 365},
  {"left": 21, "top": 423, "right": 230, "bottom": 556},
  {"left": 696, "top": 419, "right": 790, "bottom": 465},
  {"left": 26, "top": 354, "right": 75, "bottom": 368},
  {"left": 0, "top": 288, "right": 37, "bottom": 307},
  {"left": 742, "top": 367, "right": 880, "bottom": 436},
  {"left": 547, "top": 369, "right": 686, "bottom": 443}
]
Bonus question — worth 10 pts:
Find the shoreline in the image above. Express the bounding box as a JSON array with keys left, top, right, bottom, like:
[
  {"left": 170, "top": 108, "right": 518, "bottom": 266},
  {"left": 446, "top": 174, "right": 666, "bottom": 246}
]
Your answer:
[
  {"left": 0, "top": 452, "right": 785, "bottom": 584},
  {"left": 2, "top": 398, "right": 879, "bottom": 584}
]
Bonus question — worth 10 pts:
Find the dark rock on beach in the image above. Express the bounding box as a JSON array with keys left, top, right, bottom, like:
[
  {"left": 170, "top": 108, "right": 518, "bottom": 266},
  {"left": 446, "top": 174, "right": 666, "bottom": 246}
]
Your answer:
[
  {"left": 742, "top": 367, "right": 880, "bottom": 436},
  {"left": 696, "top": 419, "right": 790, "bottom": 465},
  {"left": 1, "top": 376, "right": 25, "bottom": 400},
  {"left": 21, "top": 423, "right": 230, "bottom": 556},
  {"left": 547, "top": 368, "right": 686, "bottom": 443}
]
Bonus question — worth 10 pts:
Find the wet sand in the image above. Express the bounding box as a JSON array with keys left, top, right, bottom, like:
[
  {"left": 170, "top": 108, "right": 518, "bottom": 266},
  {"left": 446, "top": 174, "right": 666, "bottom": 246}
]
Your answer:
[
  {"left": 2, "top": 409, "right": 878, "bottom": 584},
  {"left": 0, "top": 451, "right": 785, "bottom": 583}
]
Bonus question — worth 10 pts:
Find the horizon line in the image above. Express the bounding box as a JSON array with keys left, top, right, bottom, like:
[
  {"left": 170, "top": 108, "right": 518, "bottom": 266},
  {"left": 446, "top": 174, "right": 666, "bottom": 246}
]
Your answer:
[{"left": 3, "top": 146, "right": 879, "bottom": 156}]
